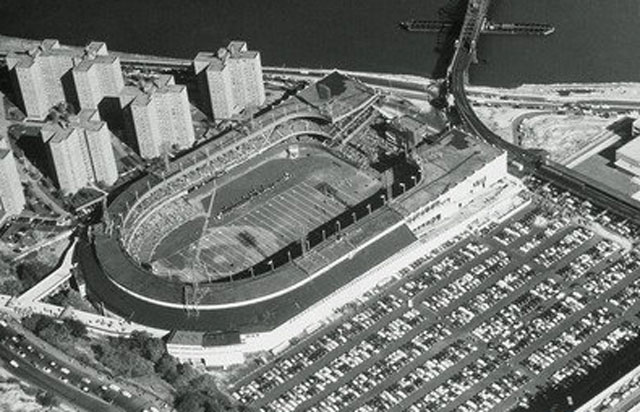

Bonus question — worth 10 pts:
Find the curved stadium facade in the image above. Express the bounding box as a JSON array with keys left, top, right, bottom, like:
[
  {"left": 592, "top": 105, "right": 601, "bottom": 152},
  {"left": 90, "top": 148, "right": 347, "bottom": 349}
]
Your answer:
[{"left": 76, "top": 72, "right": 508, "bottom": 364}]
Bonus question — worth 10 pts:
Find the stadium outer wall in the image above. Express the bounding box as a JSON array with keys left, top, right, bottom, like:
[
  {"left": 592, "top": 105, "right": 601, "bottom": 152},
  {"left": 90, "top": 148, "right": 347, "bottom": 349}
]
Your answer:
[
  {"left": 77, "top": 150, "right": 511, "bottom": 366},
  {"left": 167, "top": 169, "right": 523, "bottom": 366},
  {"left": 167, "top": 185, "right": 526, "bottom": 367}
]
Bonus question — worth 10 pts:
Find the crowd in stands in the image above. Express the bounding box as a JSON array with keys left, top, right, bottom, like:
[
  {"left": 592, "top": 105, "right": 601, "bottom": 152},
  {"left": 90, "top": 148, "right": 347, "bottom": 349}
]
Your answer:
[
  {"left": 329, "top": 105, "right": 377, "bottom": 146},
  {"left": 116, "top": 116, "right": 338, "bottom": 265},
  {"left": 126, "top": 197, "right": 203, "bottom": 264},
  {"left": 113, "top": 96, "right": 392, "bottom": 270}
]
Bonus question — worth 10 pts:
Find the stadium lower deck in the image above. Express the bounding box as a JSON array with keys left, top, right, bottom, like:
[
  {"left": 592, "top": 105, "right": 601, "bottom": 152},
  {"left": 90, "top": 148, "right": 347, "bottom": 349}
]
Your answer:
[{"left": 231, "top": 177, "right": 640, "bottom": 412}]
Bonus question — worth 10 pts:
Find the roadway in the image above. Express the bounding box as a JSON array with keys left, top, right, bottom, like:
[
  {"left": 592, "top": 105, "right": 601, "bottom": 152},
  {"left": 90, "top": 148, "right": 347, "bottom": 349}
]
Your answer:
[
  {"left": 445, "top": 0, "right": 640, "bottom": 227},
  {"left": 0, "top": 319, "right": 161, "bottom": 412}
]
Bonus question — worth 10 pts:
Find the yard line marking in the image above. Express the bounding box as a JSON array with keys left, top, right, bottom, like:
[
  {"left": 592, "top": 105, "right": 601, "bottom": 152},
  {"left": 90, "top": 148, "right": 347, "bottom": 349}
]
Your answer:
[
  {"left": 270, "top": 196, "right": 315, "bottom": 228},
  {"left": 262, "top": 200, "right": 309, "bottom": 234},
  {"left": 265, "top": 200, "right": 310, "bottom": 236},
  {"left": 299, "top": 182, "right": 348, "bottom": 213},
  {"left": 198, "top": 231, "right": 249, "bottom": 267},
  {"left": 215, "top": 229, "right": 262, "bottom": 263},
  {"left": 238, "top": 215, "right": 285, "bottom": 248},
  {"left": 278, "top": 192, "right": 323, "bottom": 225},
  {"left": 250, "top": 208, "right": 299, "bottom": 240},
  {"left": 289, "top": 187, "right": 341, "bottom": 220},
  {"left": 236, "top": 216, "right": 284, "bottom": 248}
]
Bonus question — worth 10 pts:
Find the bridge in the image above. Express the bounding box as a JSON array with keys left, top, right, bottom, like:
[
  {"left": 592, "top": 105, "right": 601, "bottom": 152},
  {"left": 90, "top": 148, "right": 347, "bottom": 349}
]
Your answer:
[{"left": 444, "top": 0, "right": 640, "bottom": 226}]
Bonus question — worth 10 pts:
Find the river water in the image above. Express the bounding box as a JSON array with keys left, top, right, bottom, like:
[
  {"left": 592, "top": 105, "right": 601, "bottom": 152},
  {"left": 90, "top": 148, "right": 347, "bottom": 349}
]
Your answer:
[{"left": 0, "top": 0, "right": 638, "bottom": 86}]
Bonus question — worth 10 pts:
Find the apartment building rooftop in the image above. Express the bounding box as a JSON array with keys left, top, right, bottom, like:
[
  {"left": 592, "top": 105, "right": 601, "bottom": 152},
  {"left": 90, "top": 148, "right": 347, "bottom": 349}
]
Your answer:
[
  {"left": 7, "top": 38, "right": 116, "bottom": 71},
  {"left": 42, "top": 109, "right": 106, "bottom": 143},
  {"left": 193, "top": 41, "right": 259, "bottom": 73},
  {"left": 120, "top": 74, "right": 185, "bottom": 107}
]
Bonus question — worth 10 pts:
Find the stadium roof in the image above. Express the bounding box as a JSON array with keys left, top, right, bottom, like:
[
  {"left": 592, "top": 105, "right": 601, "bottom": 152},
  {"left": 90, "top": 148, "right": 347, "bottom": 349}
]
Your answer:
[
  {"left": 296, "top": 71, "right": 378, "bottom": 123},
  {"left": 617, "top": 135, "right": 640, "bottom": 162},
  {"left": 397, "top": 128, "right": 503, "bottom": 214}
]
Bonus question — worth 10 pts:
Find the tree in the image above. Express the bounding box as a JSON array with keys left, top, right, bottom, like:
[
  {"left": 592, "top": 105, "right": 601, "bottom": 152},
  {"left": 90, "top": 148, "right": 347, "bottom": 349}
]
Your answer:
[
  {"left": 48, "top": 289, "right": 94, "bottom": 312},
  {"left": 189, "top": 374, "right": 226, "bottom": 400},
  {"left": 92, "top": 341, "right": 154, "bottom": 378},
  {"left": 35, "top": 390, "right": 59, "bottom": 407},
  {"left": 22, "top": 314, "right": 54, "bottom": 334},
  {"left": 0, "top": 257, "right": 16, "bottom": 277},
  {"left": 127, "top": 331, "right": 166, "bottom": 364},
  {"left": 62, "top": 317, "right": 87, "bottom": 338},
  {"left": 16, "top": 258, "right": 48, "bottom": 290},
  {"left": 38, "top": 322, "right": 73, "bottom": 348},
  {"left": 0, "top": 278, "right": 23, "bottom": 295},
  {"left": 155, "top": 353, "right": 179, "bottom": 383},
  {"left": 175, "top": 391, "right": 208, "bottom": 412}
]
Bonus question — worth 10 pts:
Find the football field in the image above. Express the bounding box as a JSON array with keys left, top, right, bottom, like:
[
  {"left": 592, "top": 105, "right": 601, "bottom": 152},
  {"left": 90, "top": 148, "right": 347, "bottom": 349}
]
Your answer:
[{"left": 152, "top": 146, "right": 381, "bottom": 281}]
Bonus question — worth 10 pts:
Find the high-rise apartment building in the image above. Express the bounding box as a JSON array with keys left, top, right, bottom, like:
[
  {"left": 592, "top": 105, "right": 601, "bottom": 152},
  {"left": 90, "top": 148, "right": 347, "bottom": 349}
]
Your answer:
[
  {"left": 194, "top": 52, "right": 235, "bottom": 119},
  {"left": 7, "top": 39, "right": 124, "bottom": 120},
  {"left": 193, "top": 41, "right": 265, "bottom": 120},
  {"left": 0, "top": 138, "right": 26, "bottom": 221},
  {"left": 119, "top": 74, "right": 195, "bottom": 159},
  {"left": 72, "top": 42, "right": 124, "bottom": 110},
  {"left": 6, "top": 39, "right": 75, "bottom": 120},
  {"left": 226, "top": 41, "right": 266, "bottom": 109},
  {"left": 41, "top": 109, "right": 118, "bottom": 194}
]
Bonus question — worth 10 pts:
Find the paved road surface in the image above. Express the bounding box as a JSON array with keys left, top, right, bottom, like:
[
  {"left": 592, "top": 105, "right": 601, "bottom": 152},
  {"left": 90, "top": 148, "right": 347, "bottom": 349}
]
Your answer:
[{"left": 0, "top": 321, "right": 160, "bottom": 412}]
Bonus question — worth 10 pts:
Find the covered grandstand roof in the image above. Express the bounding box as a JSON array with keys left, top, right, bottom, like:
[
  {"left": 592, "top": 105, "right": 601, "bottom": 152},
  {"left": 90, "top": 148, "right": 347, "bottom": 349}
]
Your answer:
[{"left": 296, "top": 71, "right": 378, "bottom": 123}]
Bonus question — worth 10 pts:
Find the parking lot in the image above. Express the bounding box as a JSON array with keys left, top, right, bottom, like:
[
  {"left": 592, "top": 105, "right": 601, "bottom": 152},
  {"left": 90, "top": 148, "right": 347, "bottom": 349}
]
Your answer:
[{"left": 231, "top": 176, "right": 640, "bottom": 412}]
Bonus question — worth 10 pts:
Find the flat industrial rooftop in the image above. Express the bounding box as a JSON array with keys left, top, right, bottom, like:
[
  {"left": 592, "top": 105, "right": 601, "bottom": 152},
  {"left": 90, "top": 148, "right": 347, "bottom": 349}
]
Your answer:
[{"left": 398, "top": 128, "right": 503, "bottom": 214}]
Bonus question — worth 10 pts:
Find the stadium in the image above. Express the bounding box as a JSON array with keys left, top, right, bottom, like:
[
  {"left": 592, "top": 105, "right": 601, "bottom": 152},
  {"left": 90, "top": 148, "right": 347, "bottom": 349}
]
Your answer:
[{"left": 76, "top": 72, "right": 509, "bottom": 364}]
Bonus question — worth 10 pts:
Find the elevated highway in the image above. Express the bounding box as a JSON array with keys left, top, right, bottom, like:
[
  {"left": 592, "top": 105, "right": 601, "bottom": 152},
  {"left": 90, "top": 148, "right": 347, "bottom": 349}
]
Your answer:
[{"left": 446, "top": 0, "right": 640, "bottom": 225}]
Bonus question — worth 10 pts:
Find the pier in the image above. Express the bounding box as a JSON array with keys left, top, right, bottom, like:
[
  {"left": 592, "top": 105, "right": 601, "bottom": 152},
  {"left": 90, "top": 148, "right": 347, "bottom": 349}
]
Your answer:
[
  {"left": 400, "top": 19, "right": 555, "bottom": 36},
  {"left": 398, "top": 20, "right": 454, "bottom": 33},
  {"left": 482, "top": 21, "right": 555, "bottom": 36}
]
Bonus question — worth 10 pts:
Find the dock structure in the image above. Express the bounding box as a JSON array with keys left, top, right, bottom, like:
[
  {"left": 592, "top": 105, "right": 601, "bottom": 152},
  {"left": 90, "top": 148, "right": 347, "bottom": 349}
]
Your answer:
[
  {"left": 482, "top": 21, "right": 555, "bottom": 36},
  {"left": 400, "top": 19, "right": 555, "bottom": 36},
  {"left": 398, "top": 20, "right": 454, "bottom": 33}
]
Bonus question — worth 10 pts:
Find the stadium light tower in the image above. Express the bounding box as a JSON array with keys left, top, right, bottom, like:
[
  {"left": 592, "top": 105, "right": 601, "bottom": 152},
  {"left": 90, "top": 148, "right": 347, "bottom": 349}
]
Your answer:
[
  {"left": 186, "top": 179, "right": 218, "bottom": 317},
  {"left": 195, "top": 180, "right": 217, "bottom": 264}
]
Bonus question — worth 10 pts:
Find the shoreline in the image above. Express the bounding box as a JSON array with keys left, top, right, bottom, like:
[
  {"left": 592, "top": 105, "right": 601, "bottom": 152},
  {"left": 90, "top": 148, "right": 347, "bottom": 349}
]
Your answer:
[{"left": 2, "top": 34, "right": 640, "bottom": 94}]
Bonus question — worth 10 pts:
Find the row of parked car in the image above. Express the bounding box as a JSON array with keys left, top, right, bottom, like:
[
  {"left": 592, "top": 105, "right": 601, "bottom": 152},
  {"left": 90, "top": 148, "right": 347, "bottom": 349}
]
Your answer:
[
  {"left": 233, "top": 293, "right": 404, "bottom": 406},
  {"left": 233, "top": 175, "right": 640, "bottom": 412},
  {"left": 260, "top": 306, "right": 431, "bottom": 412},
  {"left": 423, "top": 250, "right": 510, "bottom": 313},
  {"left": 527, "top": 176, "right": 640, "bottom": 240}
]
